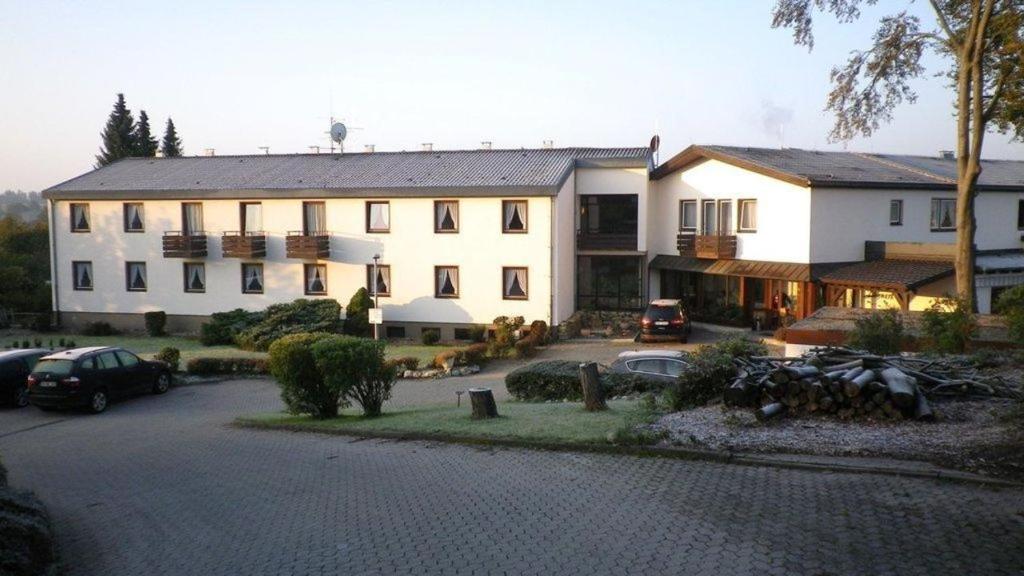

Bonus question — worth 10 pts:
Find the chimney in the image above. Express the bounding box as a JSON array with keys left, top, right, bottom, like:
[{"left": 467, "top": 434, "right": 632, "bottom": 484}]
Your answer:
[
  {"left": 940, "top": 150, "right": 955, "bottom": 160},
  {"left": 309, "top": 146, "right": 321, "bottom": 154},
  {"left": 364, "top": 144, "right": 375, "bottom": 153},
  {"left": 480, "top": 141, "right": 492, "bottom": 150},
  {"left": 542, "top": 139, "right": 554, "bottom": 149},
  {"left": 421, "top": 143, "right": 433, "bottom": 152},
  {"left": 204, "top": 148, "right": 216, "bottom": 157}
]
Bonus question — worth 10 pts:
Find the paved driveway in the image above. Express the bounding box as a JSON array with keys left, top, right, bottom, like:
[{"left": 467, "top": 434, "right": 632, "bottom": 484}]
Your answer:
[{"left": 1, "top": 380, "right": 1022, "bottom": 576}]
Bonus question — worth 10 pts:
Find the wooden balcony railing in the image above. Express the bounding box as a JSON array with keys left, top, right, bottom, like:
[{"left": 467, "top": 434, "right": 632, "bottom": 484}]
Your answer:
[
  {"left": 221, "top": 232, "right": 267, "bottom": 258},
  {"left": 163, "top": 232, "right": 208, "bottom": 258},
  {"left": 576, "top": 232, "right": 638, "bottom": 251},
  {"left": 286, "top": 232, "right": 329, "bottom": 259},
  {"left": 677, "top": 233, "right": 737, "bottom": 260}
]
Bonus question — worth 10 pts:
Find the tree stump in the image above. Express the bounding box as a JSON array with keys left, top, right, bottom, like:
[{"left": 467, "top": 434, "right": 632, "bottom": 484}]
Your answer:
[
  {"left": 578, "top": 362, "right": 607, "bottom": 411},
  {"left": 468, "top": 388, "right": 498, "bottom": 419}
]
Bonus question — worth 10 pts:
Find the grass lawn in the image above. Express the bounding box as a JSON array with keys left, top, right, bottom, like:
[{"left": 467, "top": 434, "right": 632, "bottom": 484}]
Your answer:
[{"left": 237, "top": 400, "right": 659, "bottom": 445}]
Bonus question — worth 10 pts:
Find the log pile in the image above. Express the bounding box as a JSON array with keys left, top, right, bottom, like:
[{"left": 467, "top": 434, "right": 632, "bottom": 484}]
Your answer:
[{"left": 724, "top": 347, "right": 1020, "bottom": 423}]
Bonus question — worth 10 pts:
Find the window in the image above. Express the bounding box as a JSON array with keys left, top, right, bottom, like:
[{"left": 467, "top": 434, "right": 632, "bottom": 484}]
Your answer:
[
  {"left": 385, "top": 326, "right": 406, "bottom": 338},
  {"left": 72, "top": 261, "right": 93, "bottom": 291},
  {"left": 242, "top": 263, "right": 264, "bottom": 294},
  {"left": 890, "top": 199, "right": 904, "bottom": 226},
  {"left": 502, "top": 267, "right": 528, "bottom": 300},
  {"left": 580, "top": 195, "right": 638, "bottom": 235},
  {"left": 701, "top": 200, "right": 716, "bottom": 235},
  {"left": 930, "top": 198, "right": 956, "bottom": 231},
  {"left": 70, "top": 203, "right": 90, "bottom": 232},
  {"left": 718, "top": 200, "right": 733, "bottom": 234},
  {"left": 115, "top": 350, "right": 139, "bottom": 368},
  {"left": 576, "top": 255, "right": 644, "bottom": 311},
  {"left": 123, "top": 203, "right": 144, "bottom": 232},
  {"left": 303, "top": 202, "right": 326, "bottom": 235},
  {"left": 435, "top": 266, "right": 459, "bottom": 298},
  {"left": 738, "top": 199, "right": 757, "bottom": 232},
  {"left": 435, "top": 200, "right": 459, "bottom": 233},
  {"left": 1018, "top": 199, "right": 1023, "bottom": 230},
  {"left": 679, "top": 200, "right": 697, "bottom": 232},
  {"left": 182, "top": 202, "right": 204, "bottom": 235},
  {"left": 502, "top": 200, "right": 528, "bottom": 233},
  {"left": 184, "top": 263, "right": 206, "bottom": 293},
  {"left": 241, "top": 202, "right": 262, "bottom": 234},
  {"left": 96, "top": 351, "right": 120, "bottom": 370},
  {"left": 125, "top": 262, "right": 147, "bottom": 292},
  {"left": 366, "top": 202, "right": 390, "bottom": 233},
  {"left": 366, "top": 264, "right": 391, "bottom": 297},
  {"left": 304, "top": 263, "right": 327, "bottom": 295}
]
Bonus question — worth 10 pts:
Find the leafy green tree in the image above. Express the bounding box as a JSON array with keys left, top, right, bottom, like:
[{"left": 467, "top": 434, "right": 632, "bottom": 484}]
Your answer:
[
  {"left": 344, "top": 288, "right": 374, "bottom": 337},
  {"left": 95, "top": 93, "right": 136, "bottom": 167},
  {"left": 922, "top": 296, "right": 977, "bottom": 353},
  {"left": 133, "top": 110, "right": 158, "bottom": 157},
  {"left": 994, "top": 285, "right": 1024, "bottom": 345},
  {"left": 772, "top": 0, "right": 1024, "bottom": 309},
  {"left": 160, "top": 117, "right": 183, "bottom": 157},
  {"left": 0, "top": 215, "right": 50, "bottom": 313}
]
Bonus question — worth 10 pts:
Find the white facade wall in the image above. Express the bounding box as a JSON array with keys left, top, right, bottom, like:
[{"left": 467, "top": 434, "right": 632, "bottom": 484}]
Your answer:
[
  {"left": 52, "top": 196, "right": 554, "bottom": 325},
  {"left": 552, "top": 173, "right": 576, "bottom": 324}
]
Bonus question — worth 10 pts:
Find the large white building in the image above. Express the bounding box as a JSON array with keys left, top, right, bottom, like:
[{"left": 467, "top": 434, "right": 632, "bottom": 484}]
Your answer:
[{"left": 42, "top": 143, "right": 1024, "bottom": 336}]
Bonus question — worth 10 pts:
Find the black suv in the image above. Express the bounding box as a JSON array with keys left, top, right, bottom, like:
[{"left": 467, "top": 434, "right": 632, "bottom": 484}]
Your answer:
[
  {"left": 0, "top": 348, "right": 49, "bottom": 408},
  {"left": 640, "top": 299, "right": 692, "bottom": 343},
  {"left": 27, "top": 347, "right": 171, "bottom": 413}
]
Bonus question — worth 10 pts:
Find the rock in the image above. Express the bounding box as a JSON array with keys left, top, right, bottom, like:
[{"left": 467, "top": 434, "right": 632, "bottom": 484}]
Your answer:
[{"left": 403, "top": 370, "right": 414, "bottom": 379}]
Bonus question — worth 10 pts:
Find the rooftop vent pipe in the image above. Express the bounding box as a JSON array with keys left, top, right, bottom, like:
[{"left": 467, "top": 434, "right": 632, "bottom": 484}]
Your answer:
[
  {"left": 204, "top": 148, "right": 216, "bottom": 157},
  {"left": 542, "top": 139, "right": 554, "bottom": 149},
  {"left": 481, "top": 141, "right": 492, "bottom": 150},
  {"left": 422, "top": 143, "right": 433, "bottom": 152},
  {"left": 364, "top": 144, "right": 375, "bottom": 153}
]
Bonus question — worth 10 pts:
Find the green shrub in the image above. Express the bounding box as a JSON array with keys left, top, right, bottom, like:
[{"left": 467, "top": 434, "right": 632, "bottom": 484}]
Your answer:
[
  {"left": 200, "top": 308, "right": 263, "bottom": 346},
  {"left": 66, "top": 340, "right": 76, "bottom": 348},
  {"left": 312, "top": 335, "right": 397, "bottom": 417},
  {"left": 847, "top": 309, "right": 904, "bottom": 354},
  {"left": 9, "top": 341, "right": 17, "bottom": 349},
  {"left": 462, "top": 342, "right": 489, "bottom": 366},
  {"left": 268, "top": 332, "right": 338, "bottom": 418},
  {"left": 468, "top": 325, "right": 487, "bottom": 343},
  {"left": 30, "top": 313, "right": 52, "bottom": 333},
  {"left": 433, "top": 349, "right": 465, "bottom": 370},
  {"left": 21, "top": 340, "right": 29, "bottom": 349},
  {"left": 995, "top": 285, "right": 1024, "bottom": 346},
  {"left": 58, "top": 338, "right": 65, "bottom": 348},
  {"left": 144, "top": 311, "right": 167, "bottom": 337},
  {"left": 421, "top": 328, "right": 441, "bottom": 346},
  {"left": 0, "top": 487, "right": 58, "bottom": 576},
  {"left": 32, "top": 338, "right": 41, "bottom": 348},
  {"left": 344, "top": 288, "right": 374, "bottom": 337},
  {"left": 514, "top": 336, "right": 537, "bottom": 357},
  {"left": 81, "top": 321, "right": 118, "bottom": 336},
  {"left": 710, "top": 336, "right": 768, "bottom": 358},
  {"left": 237, "top": 299, "right": 343, "bottom": 351},
  {"left": 922, "top": 297, "right": 977, "bottom": 353},
  {"left": 528, "top": 320, "right": 549, "bottom": 344},
  {"left": 185, "top": 357, "right": 269, "bottom": 375},
  {"left": 667, "top": 345, "right": 737, "bottom": 410},
  {"left": 395, "top": 356, "right": 420, "bottom": 371},
  {"left": 493, "top": 315, "right": 524, "bottom": 347},
  {"left": 154, "top": 347, "right": 181, "bottom": 372},
  {"left": 505, "top": 360, "right": 662, "bottom": 402}
]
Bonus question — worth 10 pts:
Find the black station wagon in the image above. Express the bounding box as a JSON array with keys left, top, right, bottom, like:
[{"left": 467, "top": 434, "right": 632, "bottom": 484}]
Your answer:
[{"left": 0, "top": 348, "right": 49, "bottom": 408}]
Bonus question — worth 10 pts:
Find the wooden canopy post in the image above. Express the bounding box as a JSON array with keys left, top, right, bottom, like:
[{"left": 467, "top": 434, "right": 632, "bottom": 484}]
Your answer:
[{"left": 468, "top": 388, "right": 498, "bottom": 419}]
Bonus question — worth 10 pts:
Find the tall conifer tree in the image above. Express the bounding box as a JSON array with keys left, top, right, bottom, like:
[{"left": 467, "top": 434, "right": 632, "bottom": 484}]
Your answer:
[
  {"left": 95, "top": 93, "right": 136, "bottom": 167},
  {"left": 160, "top": 117, "right": 183, "bottom": 157},
  {"left": 133, "top": 110, "right": 159, "bottom": 157}
]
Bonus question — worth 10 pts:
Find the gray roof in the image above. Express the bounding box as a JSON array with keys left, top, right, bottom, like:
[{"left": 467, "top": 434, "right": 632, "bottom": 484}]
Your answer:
[
  {"left": 44, "top": 147, "right": 651, "bottom": 199},
  {"left": 653, "top": 145, "right": 1024, "bottom": 190}
]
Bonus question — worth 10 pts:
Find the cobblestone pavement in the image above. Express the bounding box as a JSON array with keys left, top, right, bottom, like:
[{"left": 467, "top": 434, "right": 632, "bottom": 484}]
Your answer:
[{"left": 1, "top": 380, "right": 1022, "bottom": 576}]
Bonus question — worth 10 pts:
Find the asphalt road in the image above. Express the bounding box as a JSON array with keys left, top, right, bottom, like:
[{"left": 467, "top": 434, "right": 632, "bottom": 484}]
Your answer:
[{"left": 1, "top": 379, "right": 1022, "bottom": 576}]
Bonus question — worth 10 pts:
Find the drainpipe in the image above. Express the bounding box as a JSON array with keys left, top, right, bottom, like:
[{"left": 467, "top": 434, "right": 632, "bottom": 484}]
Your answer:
[{"left": 47, "top": 199, "right": 59, "bottom": 326}]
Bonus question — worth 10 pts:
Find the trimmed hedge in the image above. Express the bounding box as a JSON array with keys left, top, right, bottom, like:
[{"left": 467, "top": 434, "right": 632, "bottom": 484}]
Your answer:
[
  {"left": 154, "top": 347, "right": 181, "bottom": 372},
  {"left": 505, "top": 360, "right": 660, "bottom": 401},
  {"left": 200, "top": 308, "right": 263, "bottom": 346},
  {"left": 237, "top": 299, "right": 343, "bottom": 351},
  {"left": 186, "top": 357, "right": 269, "bottom": 375},
  {"left": 81, "top": 321, "right": 118, "bottom": 336},
  {"left": 144, "top": 311, "right": 167, "bottom": 337}
]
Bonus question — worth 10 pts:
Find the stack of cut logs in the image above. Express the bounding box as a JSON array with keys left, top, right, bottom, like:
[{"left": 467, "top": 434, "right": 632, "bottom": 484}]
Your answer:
[{"left": 724, "top": 347, "right": 1018, "bottom": 423}]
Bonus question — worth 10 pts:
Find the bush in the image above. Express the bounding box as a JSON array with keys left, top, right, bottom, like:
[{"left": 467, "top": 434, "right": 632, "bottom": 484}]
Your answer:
[
  {"left": 30, "top": 313, "right": 52, "bottom": 333},
  {"left": 528, "top": 320, "right": 549, "bottom": 344},
  {"left": 344, "top": 288, "right": 374, "bottom": 337},
  {"left": 144, "top": 311, "right": 167, "bottom": 337},
  {"left": 81, "top": 321, "right": 118, "bottom": 336},
  {"left": 462, "top": 342, "right": 489, "bottom": 366},
  {"left": 154, "top": 347, "right": 181, "bottom": 372},
  {"left": 995, "top": 285, "right": 1024, "bottom": 346},
  {"left": 922, "top": 297, "right": 977, "bottom": 353},
  {"left": 237, "top": 299, "right": 343, "bottom": 351},
  {"left": 312, "top": 336, "right": 397, "bottom": 417},
  {"left": 200, "top": 308, "right": 264, "bottom": 346},
  {"left": 505, "top": 360, "right": 663, "bottom": 402},
  {"left": 185, "top": 357, "right": 269, "bottom": 375},
  {"left": 421, "top": 328, "right": 441, "bottom": 346},
  {"left": 32, "top": 338, "right": 41, "bottom": 348},
  {"left": 433, "top": 349, "right": 465, "bottom": 370},
  {"left": 514, "top": 337, "right": 537, "bottom": 357},
  {"left": 268, "top": 333, "right": 338, "bottom": 418},
  {"left": 0, "top": 487, "right": 57, "bottom": 576},
  {"left": 395, "top": 356, "right": 420, "bottom": 371},
  {"left": 21, "top": 340, "right": 29, "bottom": 349},
  {"left": 493, "top": 315, "right": 524, "bottom": 348},
  {"left": 666, "top": 345, "right": 737, "bottom": 411},
  {"left": 468, "top": 325, "right": 487, "bottom": 343},
  {"left": 847, "top": 309, "right": 904, "bottom": 355},
  {"left": 711, "top": 336, "right": 768, "bottom": 358}
]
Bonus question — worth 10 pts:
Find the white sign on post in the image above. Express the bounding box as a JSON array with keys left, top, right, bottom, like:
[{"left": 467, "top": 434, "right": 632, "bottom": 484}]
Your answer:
[{"left": 369, "top": 308, "right": 383, "bottom": 325}]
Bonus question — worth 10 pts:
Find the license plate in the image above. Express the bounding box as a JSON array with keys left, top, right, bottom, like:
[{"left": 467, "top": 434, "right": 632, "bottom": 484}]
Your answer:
[
  {"left": 39, "top": 381, "right": 57, "bottom": 388},
  {"left": 655, "top": 321, "right": 669, "bottom": 326}
]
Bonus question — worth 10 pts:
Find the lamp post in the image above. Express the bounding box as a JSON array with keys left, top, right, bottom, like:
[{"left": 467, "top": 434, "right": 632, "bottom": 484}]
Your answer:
[{"left": 372, "top": 253, "right": 380, "bottom": 340}]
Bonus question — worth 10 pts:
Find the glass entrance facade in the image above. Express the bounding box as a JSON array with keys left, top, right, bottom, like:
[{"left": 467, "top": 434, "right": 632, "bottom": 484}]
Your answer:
[{"left": 577, "top": 255, "right": 643, "bottom": 311}]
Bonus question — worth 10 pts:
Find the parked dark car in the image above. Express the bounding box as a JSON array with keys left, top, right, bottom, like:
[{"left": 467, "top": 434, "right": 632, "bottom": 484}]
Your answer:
[
  {"left": 640, "top": 299, "right": 691, "bottom": 343},
  {"left": 27, "top": 346, "right": 171, "bottom": 414},
  {"left": 0, "top": 348, "right": 49, "bottom": 408},
  {"left": 607, "top": 350, "right": 691, "bottom": 385}
]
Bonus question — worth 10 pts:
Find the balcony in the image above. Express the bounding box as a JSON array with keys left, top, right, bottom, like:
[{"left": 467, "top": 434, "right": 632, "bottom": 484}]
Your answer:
[
  {"left": 677, "top": 233, "right": 737, "bottom": 259},
  {"left": 162, "top": 232, "right": 207, "bottom": 258},
  {"left": 221, "top": 232, "right": 267, "bottom": 259},
  {"left": 576, "top": 232, "right": 638, "bottom": 251},
  {"left": 286, "top": 232, "right": 329, "bottom": 259}
]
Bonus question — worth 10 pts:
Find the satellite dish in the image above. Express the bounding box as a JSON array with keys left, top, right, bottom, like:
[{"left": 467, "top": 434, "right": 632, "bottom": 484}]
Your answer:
[
  {"left": 330, "top": 123, "right": 347, "bottom": 143},
  {"left": 649, "top": 134, "right": 661, "bottom": 154}
]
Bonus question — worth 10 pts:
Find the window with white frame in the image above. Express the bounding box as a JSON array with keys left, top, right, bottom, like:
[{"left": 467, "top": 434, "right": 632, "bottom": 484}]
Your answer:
[
  {"left": 435, "top": 201, "right": 459, "bottom": 233},
  {"left": 930, "top": 198, "right": 956, "bottom": 231},
  {"left": 73, "top": 261, "right": 93, "bottom": 291},
  {"left": 366, "top": 201, "right": 390, "bottom": 233},
  {"left": 435, "top": 266, "right": 459, "bottom": 298},
  {"left": 70, "top": 203, "right": 90, "bottom": 232},
  {"left": 123, "top": 203, "right": 144, "bottom": 232},
  {"left": 890, "top": 199, "right": 903, "bottom": 226},
  {"left": 738, "top": 199, "right": 757, "bottom": 232},
  {"left": 502, "top": 200, "right": 527, "bottom": 233},
  {"left": 184, "top": 263, "right": 206, "bottom": 293},
  {"left": 367, "top": 264, "right": 391, "bottom": 297},
  {"left": 304, "top": 263, "right": 327, "bottom": 295},
  {"left": 125, "top": 262, "right": 147, "bottom": 292},
  {"left": 679, "top": 200, "right": 697, "bottom": 232},
  {"left": 503, "top": 267, "right": 528, "bottom": 300},
  {"left": 242, "top": 263, "right": 264, "bottom": 294}
]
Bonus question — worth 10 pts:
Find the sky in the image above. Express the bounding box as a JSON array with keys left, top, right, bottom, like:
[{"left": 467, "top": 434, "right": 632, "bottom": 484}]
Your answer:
[{"left": 2, "top": 0, "right": 1023, "bottom": 192}]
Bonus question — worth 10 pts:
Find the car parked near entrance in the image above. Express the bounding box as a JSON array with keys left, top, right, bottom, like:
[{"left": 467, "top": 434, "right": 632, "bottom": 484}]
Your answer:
[
  {"left": 640, "top": 299, "right": 691, "bottom": 343},
  {"left": 0, "top": 348, "right": 49, "bottom": 408},
  {"left": 27, "top": 347, "right": 172, "bottom": 414},
  {"left": 607, "top": 350, "right": 690, "bottom": 385}
]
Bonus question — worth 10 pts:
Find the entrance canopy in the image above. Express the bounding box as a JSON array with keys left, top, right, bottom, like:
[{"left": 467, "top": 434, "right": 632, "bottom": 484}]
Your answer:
[
  {"left": 649, "top": 254, "right": 837, "bottom": 282},
  {"left": 818, "top": 259, "right": 954, "bottom": 291}
]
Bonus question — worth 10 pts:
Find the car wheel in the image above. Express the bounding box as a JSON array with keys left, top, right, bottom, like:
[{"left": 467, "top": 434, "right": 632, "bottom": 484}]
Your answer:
[
  {"left": 88, "top": 390, "right": 108, "bottom": 414},
  {"left": 153, "top": 372, "right": 171, "bottom": 394},
  {"left": 13, "top": 385, "right": 28, "bottom": 408}
]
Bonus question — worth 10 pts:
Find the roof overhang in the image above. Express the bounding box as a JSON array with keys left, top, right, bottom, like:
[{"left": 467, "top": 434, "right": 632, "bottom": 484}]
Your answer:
[
  {"left": 651, "top": 145, "right": 811, "bottom": 187},
  {"left": 41, "top": 185, "right": 560, "bottom": 201},
  {"left": 649, "top": 254, "right": 845, "bottom": 282}
]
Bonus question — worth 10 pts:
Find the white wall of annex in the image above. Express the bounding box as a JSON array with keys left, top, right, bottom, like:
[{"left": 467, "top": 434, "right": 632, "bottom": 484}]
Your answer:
[
  {"left": 53, "top": 197, "right": 554, "bottom": 325},
  {"left": 552, "top": 173, "right": 576, "bottom": 324}
]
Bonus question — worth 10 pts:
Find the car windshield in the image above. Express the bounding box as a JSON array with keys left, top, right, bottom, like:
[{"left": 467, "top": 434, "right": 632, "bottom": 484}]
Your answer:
[
  {"left": 33, "top": 359, "right": 75, "bottom": 376},
  {"left": 646, "top": 305, "right": 680, "bottom": 320}
]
